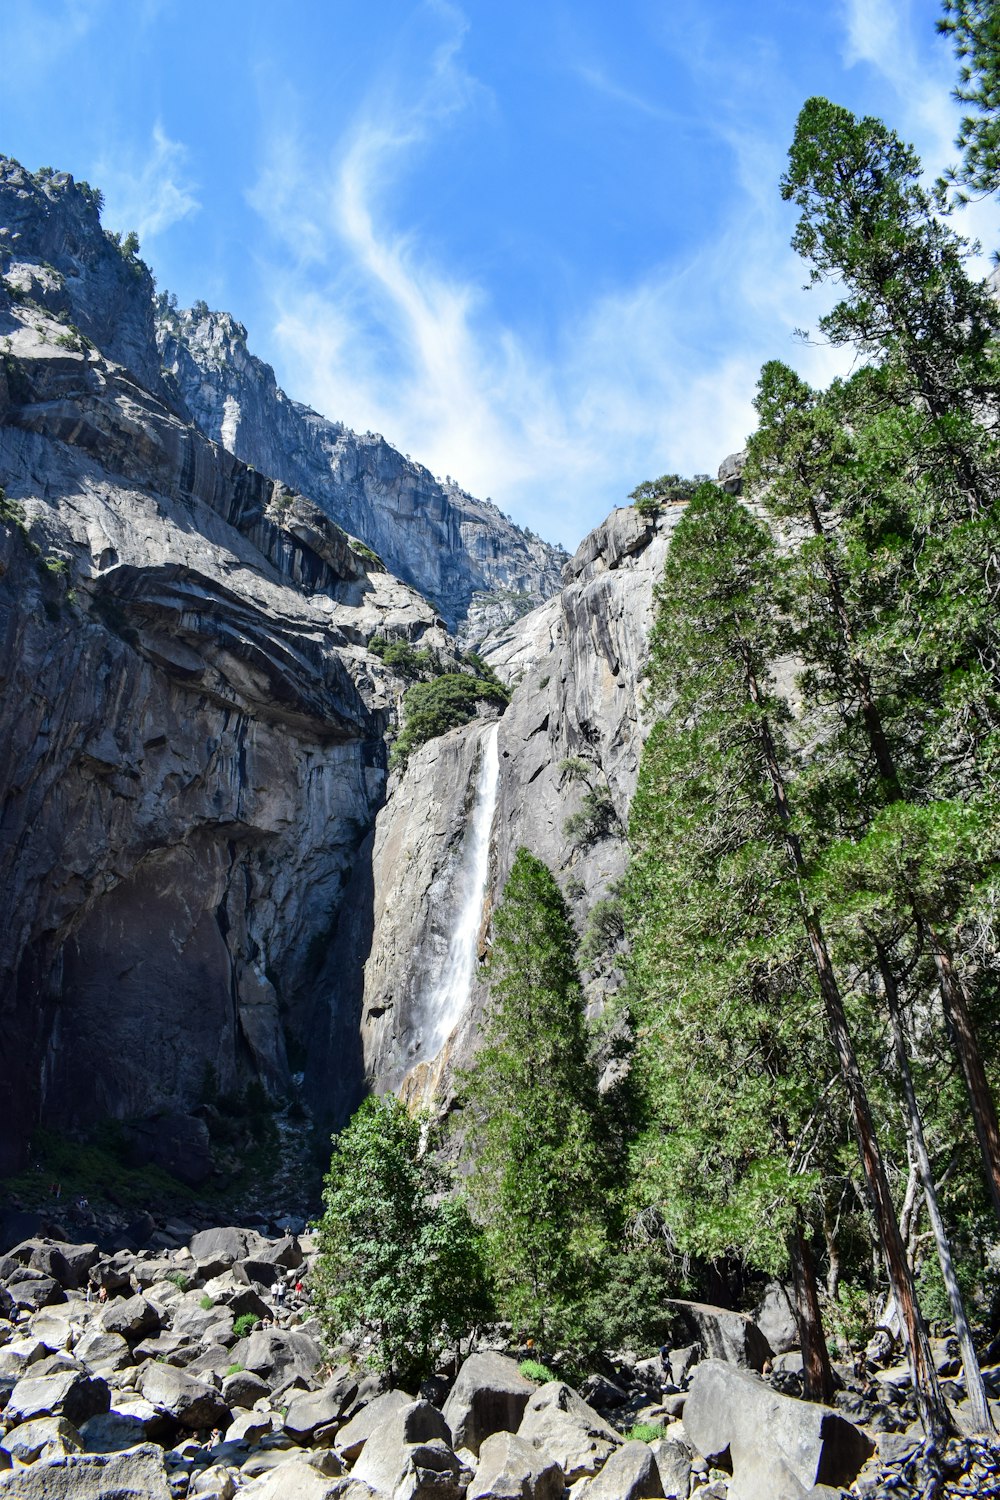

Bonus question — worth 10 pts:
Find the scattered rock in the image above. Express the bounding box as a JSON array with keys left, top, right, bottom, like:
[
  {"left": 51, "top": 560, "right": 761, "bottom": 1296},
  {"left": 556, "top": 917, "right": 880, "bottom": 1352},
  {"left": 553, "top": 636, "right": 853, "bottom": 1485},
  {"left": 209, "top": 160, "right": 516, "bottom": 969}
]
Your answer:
[
  {"left": 336, "top": 1388, "right": 414, "bottom": 1462},
  {"left": 443, "top": 1352, "right": 536, "bottom": 1457},
  {"left": 139, "top": 1361, "right": 232, "bottom": 1431},
  {"left": 466, "top": 1429, "right": 564, "bottom": 1500},
  {"left": 517, "top": 1381, "right": 621, "bottom": 1484},
  {"left": 0, "top": 1441, "right": 171, "bottom": 1499}
]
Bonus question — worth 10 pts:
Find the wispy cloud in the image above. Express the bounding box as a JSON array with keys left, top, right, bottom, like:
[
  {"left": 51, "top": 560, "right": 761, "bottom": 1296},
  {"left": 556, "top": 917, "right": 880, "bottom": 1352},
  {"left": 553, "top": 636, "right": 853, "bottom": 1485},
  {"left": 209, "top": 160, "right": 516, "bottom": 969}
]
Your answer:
[
  {"left": 96, "top": 124, "right": 199, "bottom": 243},
  {"left": 244, "top": 7, "right": 883, "bottom": 547},
  {"left": 573, "top": 63, "right": 683, "bottom": 124}
]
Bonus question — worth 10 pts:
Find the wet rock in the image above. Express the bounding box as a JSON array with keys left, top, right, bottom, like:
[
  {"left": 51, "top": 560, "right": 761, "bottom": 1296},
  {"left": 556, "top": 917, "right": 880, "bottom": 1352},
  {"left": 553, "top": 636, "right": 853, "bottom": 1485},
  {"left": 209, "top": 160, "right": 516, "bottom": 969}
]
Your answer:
[{"left": 442, "top": 1352, "right": 535, "bottom": 1457}]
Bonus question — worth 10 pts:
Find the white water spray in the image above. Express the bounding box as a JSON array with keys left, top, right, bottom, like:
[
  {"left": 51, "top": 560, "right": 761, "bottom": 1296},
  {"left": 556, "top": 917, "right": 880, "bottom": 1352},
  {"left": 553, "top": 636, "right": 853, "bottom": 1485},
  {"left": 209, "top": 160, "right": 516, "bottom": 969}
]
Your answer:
[{"left": 421, "top": 721, "right": 500, "bottom": 1059}]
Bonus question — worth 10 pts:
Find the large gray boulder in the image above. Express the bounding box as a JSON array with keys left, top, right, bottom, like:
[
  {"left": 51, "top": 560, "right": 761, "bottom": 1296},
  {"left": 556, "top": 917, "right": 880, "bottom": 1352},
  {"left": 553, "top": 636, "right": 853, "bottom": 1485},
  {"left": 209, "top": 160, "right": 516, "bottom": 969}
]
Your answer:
[
  {"left": 1, "top": 1415, "right": 83, "bottom": 1465},
  {"left": 754, "top": 1283, "right": 799, "bottom": 1357},
  {"left": 517, "top": 1382, "right": 620, "bottom": 1485},
  {"left": 6, "top": 1369, "right": 110, "bottom": 1427},
  {"left": 443, "top": 1353, "right": 536, "bottom": 1457},
  {"left": 0, "top": 1441, "right": 171, "bottom": 1498},
  {"left": 139, "top": 1361, "right": 232, "bottom": 1430},
  {"left": 78, "top": 1410, "right": 150, "bottom": 1452},
  {"left": 684, "top": 1361, "right": 874, "bottom": 1500},
  {"left": 238, "top": 1460, "right": 353, "bottom": 1498},
  {"left": 649, "top": 1440, "right": 692, "bottom": 1500},
  {"left": 222, "top": 1368, "right": 271, "bottom": 1409},
  {"left": 234, "top": 1327, "right": 321, "bottom": 1389},
  {"left": 351, "top": 1400, "right": 462, "bottom": 1498},
  {"left": 284, "top": 1366, "right": 360, "bottom": 1442},
  {"left": 336, "top": 1389, "right": 414, "bottom": 1462},
  {"left": 573, "top": 1439, "right": 664, "bottom": 1499},
  {"left": 665, "top": 1300, "right": 773, "bottom": 1372},
  {"left": 466, "top": 1430, "right": 564, "bottom": 1500},
  {"left": 75, "top": 1328, "right": 134, "bottom": 1372},
  {"left": 188, "top": 1227, "right": 263, "bottom": 1277},
  {"left": 100, "top": 1294, "right": 161, "bottom": 1343}
]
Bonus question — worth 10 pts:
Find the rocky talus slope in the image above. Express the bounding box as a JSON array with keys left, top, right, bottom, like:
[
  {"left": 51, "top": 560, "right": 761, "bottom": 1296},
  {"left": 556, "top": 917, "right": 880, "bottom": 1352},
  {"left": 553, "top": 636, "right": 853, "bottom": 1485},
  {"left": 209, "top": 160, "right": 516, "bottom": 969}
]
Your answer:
[
  {"left": 0, "top": 159, "right": 454, "bottom": 1175},
  {"left": 157, "top": 303, "right": 567, "bottom": 640},
  {"left": 310, "top": 502, "right": 682, "bottom": 1117},
  {"left": 0, "top": 1223, "right": 992, "bottom": 1500}
]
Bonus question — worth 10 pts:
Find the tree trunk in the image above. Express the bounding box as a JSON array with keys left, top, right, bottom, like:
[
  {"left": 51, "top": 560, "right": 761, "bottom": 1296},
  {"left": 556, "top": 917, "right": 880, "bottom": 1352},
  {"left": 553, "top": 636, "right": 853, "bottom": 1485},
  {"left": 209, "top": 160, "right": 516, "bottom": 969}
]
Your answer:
[
  {"left": 789, "top": 1222, "right": 835, "bottom": 1402},
  {"left": 743, "top": 652, "right": 950, "bottom": 1444},
  {"left": 876, "top": 941, "right": 995, "bottom": 1436},
  {"left": 802, "top": 497, "right": 1000, "bottom": 1230}
]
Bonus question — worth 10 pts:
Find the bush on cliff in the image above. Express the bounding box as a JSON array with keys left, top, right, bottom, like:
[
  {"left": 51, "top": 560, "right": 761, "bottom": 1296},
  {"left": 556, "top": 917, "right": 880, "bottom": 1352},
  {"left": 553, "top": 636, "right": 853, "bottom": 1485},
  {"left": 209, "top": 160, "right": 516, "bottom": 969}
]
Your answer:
[{"left": 391, "top": 672, "right": 509, "bottom": 769}]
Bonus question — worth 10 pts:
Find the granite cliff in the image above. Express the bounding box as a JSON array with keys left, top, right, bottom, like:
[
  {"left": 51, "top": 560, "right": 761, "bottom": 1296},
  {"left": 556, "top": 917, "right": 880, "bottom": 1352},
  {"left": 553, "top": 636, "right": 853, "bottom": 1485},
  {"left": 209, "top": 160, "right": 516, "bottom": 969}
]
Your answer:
[
  {"left": 156, "top": 302, "right": 567, "bottom": 640},
  {"left": 0, "top": 153, "right": 686, "bottom": 1182}
]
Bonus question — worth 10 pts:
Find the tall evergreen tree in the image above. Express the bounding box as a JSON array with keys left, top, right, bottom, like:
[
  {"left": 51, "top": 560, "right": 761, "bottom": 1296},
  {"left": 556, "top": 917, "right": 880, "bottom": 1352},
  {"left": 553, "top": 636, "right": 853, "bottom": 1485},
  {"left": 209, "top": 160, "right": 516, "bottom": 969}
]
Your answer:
[
  {"left": 938, "top": 0, "right": 1000, "bottom": 204},
  {"left": 628, "top": 483, "right": 948, "bottom": 1437},
  {"left": 462, "top": 848, "right": 610, "bottom": 1342}
]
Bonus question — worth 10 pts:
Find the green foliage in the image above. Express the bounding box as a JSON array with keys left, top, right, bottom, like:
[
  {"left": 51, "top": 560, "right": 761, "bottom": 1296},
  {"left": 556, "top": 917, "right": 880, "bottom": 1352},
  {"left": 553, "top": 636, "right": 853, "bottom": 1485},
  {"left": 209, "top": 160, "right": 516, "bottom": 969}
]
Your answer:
[
  {"left": 628, "top": 473, "right": 698, "bottom": 517},
  {"left": 391, "top": 672, "right": 509, "bottom": 769},
  {"left": 462, "top": 849, "right": 612, "bottom": 1344},
  {"left": 579, "top": 895, "right": 625, "bottom": 976},
  {"left": 938, "top": 0, "right": 1000, "bottom": 204},
  {"left": 165, "top": 1271, "right": 191, "bottom": 1292},
  {"left": 226, "top": 1363, "right": 244, "bottom": 1377},
  {"left": 199, "top": 1295, "right": 215, "bottom": 1311},
  {"left": 314, "top": 1095, "right": 490, "bottom": 1383},
  {"left": 518, "top": 1358, "right": 555, "bottom": 1383},
  {"left": 368, "top": 636, "right": 443, "bottom": 680},
  {"left": 563, "top": 787, "right": 620, "bottom": 849},
  {"left": 625, "top": 1422, "right": 667, "bottom": 1443},
  {"left": 233, "top": 1312, "right": 259, "bottom": 1337}
]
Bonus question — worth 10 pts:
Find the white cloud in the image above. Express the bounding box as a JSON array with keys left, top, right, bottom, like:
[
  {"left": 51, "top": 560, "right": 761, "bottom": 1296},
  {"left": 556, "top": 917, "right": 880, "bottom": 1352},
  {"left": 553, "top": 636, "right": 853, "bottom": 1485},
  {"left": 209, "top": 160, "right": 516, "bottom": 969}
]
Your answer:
[
  {"left": 243, "top": 7, "right": 908, "bottom": 548},
  {"left": 96, "top": 124, "right": 199, "bottom": 244}
]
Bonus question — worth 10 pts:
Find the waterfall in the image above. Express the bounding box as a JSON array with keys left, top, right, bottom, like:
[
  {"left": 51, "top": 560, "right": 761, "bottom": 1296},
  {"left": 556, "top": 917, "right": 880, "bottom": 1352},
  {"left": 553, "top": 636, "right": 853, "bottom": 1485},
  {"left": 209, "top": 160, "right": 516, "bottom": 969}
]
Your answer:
[{"left": 421, "top": 721, "right": 500, "bottom": 1059}]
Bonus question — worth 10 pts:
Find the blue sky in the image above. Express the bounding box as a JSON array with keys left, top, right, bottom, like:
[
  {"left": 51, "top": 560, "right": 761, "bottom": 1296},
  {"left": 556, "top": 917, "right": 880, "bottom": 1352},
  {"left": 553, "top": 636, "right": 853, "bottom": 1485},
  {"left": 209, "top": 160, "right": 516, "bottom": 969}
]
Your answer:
[{"left": 2, "top": 0, "right": 993, "bottom": 549}]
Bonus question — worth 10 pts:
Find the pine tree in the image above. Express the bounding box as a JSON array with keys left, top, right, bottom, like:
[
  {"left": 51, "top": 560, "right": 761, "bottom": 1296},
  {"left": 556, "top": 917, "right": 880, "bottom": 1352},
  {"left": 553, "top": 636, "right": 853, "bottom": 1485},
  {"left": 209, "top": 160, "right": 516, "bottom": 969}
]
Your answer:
[
  {"left": 938, "top": 0, "right": 1000, "bottom": 205},
  {"left": 628, "top": 483, "right": 948, "bottom": 1436},
  {"left": 462, "top": 847, "right": 609, "bottom": 1343}
]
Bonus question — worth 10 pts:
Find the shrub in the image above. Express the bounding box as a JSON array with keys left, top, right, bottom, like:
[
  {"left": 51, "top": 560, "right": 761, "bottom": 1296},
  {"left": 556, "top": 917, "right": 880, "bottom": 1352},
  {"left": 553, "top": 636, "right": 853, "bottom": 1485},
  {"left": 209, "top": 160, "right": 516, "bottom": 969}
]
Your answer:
[
  {"left": 391, "top": 672, "right": 509, "bottom": 769},
  {"left": 233, "top": 1312, "right": 258, "bottom": 1338},
  {"left": 199, "top": 1295, "right": 214, "bottom": 1311},
  {"left": 628, "top": 473, "right": 698, "bottom": 516},
  {"left": 519, "top": 1358, "right": 555, "bottom": 1383},
  {"left": 563, "top": 787, "right": 620, "bottom": 849},
  {"left": 625, "top": 1422, "right": 666, "bottom": 1442},
  {"left": 226, "top": 1362, "right": 244, "bottom": 1376},
  {"left": 165, "top": 1271, "right": 191, "bottom": 1292},
  {"left": 314, "top": 1095, "right": 491, "bottom": 1384}
]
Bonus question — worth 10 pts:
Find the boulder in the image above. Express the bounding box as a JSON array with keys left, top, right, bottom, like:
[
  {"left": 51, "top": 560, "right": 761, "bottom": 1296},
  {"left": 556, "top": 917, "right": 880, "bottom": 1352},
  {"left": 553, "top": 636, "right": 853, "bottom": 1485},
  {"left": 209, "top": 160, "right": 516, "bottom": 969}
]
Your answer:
[
  {"left": 7, "top": 1241, "right": 98, "bottom": 1291},
  {"left": 222, "top": 1368, "right": 271, "bottom": 1408},
  {"left": 352, "top": 1400, "right": 461, "bottom": 1497},
  {"left": 466, "top": 1430, "right": 563, "bottom": 1500},
  {"left": 665, "top": 1300, "right": 773, "bottom": 1372},
  {"left": 89, "top": 1256, "right": 134, "bottom": 1295},
  {"left": 517, "top": 1382, "right": 620, "bottom": 1484},
  {"left": 284, "top": 1366, "right": 359, "bottom": 1442},
  {"left": 684, "top": 1361, "right": 874, "bottom": 1500},
  {"left": 234, "top": 1327, "right": 321, "bottom": 1389},
  {"left": 100, "top": 1294, "right": 161, "bottom": 1343},
  {"left": 336, "top": 1389, "right": 414, "bottom": 1462},
  {"left": 574, "top": 1439, "right": 664, "bottom": 1499},
  {"left": 251, "top": 1237, "right": 304, "bottom": 1271},
  {"left": 1, "top": 1415, "right": 83, "bottom": 1465},
  {"left": 649, "top": 1439, "right": 692, "bottom": 1500},
  {"left": 188, "top": 1228, "right": 262, "bottom": 1277},
  {"left": 7, "top": 1276, "right": 63, "bottom": 1312},
  {"left": 754, "top": 1283, "right": 800, "bottom": 1357},
  {"left": 238, "top": 1460, "right": 350, "bottom": 1498},
  {"left": 75, "top": 1329, "right": 133, "bottom": 1372},
  {"left": 226, "top": 1409, "right": 276, "bottom": 1443},
  {"left": 0, "top": 1441, "right": 171, "bottom": 1498},
  {"left": 139, "top": 1361, "right": 232, "bottom": 1431},
  {"left": 6, "top": 1369, "right": 110, "bottom": 1427},
  {"left": 443, "top": 1353, "right": 536, "bottom": 1457},
  {"left": 78, "top": 1409, "right": 150, "bottom": 1451}
]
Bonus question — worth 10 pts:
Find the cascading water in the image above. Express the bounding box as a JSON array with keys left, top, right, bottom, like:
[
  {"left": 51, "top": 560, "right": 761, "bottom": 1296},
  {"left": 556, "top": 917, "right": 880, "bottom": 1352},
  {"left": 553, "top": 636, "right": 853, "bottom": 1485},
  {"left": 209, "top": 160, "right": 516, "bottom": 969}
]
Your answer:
[{"left": 420, "top": 721, "right": 500, "bottom": 1060}]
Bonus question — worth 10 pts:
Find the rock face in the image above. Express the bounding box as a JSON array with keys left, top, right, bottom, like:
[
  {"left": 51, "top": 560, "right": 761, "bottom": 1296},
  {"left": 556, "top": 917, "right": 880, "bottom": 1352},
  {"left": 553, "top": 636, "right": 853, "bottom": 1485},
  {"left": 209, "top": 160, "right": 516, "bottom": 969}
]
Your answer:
[
  {"left": 312, "top": 502, "right": 682, "bottom": 1115},
  {"left": 157, "top": 303, "right": 567, "bottom": 638},
  {"left": 0, "top": 159, "right": 453, "bottom": 1173}
]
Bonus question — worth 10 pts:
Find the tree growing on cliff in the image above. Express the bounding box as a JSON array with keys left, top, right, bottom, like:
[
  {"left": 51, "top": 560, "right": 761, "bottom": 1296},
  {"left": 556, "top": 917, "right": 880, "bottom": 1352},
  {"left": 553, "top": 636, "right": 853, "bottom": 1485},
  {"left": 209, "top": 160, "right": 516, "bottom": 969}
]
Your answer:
[
  {"left": 462, "top": 848, "right": 610, "bottom": 1342},
  {"left": 314, "top": 1095, "right": 488, "bottom": 1382}
]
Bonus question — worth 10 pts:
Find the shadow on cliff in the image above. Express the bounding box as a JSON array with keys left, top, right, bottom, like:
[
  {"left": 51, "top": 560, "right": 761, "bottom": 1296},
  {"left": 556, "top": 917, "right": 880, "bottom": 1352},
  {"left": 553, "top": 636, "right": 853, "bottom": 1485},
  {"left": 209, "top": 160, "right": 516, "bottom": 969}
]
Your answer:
[{"left": 303, "top": 829, "right": 376, "bottom": 1138}]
